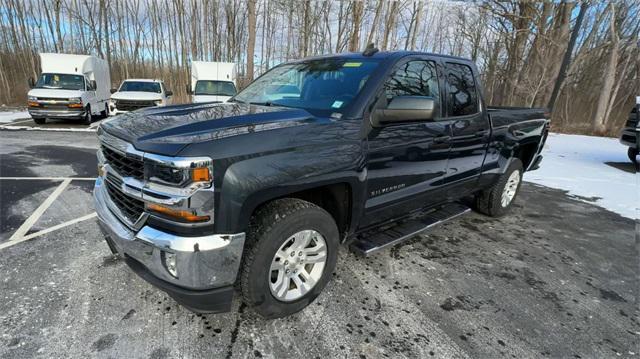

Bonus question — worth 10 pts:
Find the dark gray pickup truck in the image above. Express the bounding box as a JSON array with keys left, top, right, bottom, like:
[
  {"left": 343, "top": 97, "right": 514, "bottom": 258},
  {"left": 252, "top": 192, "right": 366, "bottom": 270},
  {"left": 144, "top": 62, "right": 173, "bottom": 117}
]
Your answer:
[{"left": 94, "top": 50, "right": 549, "bottom": 318}]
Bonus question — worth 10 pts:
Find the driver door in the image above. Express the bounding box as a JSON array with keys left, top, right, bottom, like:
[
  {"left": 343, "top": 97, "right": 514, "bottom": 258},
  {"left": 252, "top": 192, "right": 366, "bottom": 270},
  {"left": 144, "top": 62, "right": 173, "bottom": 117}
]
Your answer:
[{"left": 361, "top": 57, "right": 453, "bottom": 228}]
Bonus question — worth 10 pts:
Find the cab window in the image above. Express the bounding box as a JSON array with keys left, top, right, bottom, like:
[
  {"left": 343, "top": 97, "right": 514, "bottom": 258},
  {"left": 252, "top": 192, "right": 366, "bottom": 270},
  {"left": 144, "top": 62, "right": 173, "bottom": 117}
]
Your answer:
[
  {"left": 383, "top": 60, "right": 440, "bottom": 116},
  {"left": 445, "top": 63, "right": 478, "bottom": 116}
]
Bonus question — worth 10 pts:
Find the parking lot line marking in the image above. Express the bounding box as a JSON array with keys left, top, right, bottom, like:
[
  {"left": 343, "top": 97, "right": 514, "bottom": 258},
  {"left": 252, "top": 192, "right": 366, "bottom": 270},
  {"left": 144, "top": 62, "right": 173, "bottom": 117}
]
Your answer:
[
  {"left": 7, "top": 118, "right": 33, "bottom": 125},
  {"left": 0, "top": 125, "right": 97, "bottom": 132},
  {"left": 0, "top": 177, "right": 96, "bottom": 181},
  {"left": 7, "top": 179, "right": 72, "bottom": 242},
  {"left": 0, "top": 213, "right": 98, "bottom": 250}
]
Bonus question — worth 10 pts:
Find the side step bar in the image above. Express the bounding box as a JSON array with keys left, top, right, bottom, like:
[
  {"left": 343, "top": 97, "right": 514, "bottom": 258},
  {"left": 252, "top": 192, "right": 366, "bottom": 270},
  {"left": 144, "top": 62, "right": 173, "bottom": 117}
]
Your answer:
[{"left": 349, "top": 203, "right": 471, "bottom": 257}]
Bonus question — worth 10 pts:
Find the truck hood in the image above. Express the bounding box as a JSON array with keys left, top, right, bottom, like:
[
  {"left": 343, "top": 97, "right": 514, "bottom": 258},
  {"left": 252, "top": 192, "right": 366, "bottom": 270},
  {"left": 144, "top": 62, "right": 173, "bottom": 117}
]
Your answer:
[
  {"left": 28, "top": 88, "right": 84, "bottom": 99},
  {"left": 111, "top": 91, "right": 163, "bottom": 101},
  {"left": 99, "top": 102, "right": 319, "bottom": 156}
]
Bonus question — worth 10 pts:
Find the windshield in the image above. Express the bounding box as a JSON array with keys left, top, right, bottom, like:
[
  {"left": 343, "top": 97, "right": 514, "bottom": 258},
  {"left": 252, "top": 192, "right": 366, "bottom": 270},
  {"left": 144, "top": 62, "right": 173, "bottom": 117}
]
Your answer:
[
  {"left": 233, "top": 59, "right": 380, "bottom": 111},
  {"left": 35, "top": 73, "right": 85, "bottom": 91},
  {"left": 195, "top": 80, "right": 237, "bottom": 96},
  {"left": 119, "top": 81, "right": 161, "bottom": 93}
]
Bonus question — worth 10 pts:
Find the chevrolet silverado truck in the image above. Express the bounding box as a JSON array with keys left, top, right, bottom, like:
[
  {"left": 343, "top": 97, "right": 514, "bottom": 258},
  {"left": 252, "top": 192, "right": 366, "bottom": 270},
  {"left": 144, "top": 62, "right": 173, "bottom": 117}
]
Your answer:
[
  {"left": 620, "top": 99, "right": 639, "bottom": 163},
  {"left": 94, "top": 50, "right": 549, "bottom": 319}
]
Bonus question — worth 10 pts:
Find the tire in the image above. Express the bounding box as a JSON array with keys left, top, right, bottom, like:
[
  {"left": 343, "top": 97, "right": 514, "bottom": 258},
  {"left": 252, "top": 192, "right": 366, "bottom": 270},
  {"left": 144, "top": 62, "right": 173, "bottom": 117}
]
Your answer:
[
  {"left": 82, "top": 106, "right": 92, "bottom": 125},
  {"left": 100, "top": 103, "right": 108, "bottom": 119},
  {"left": 33, "top": 117, "right": 46, "bottom": 125},
  {"left": 240, "top": 198, "right": 339, "bottom": 319},
  {"left": 628, "top": 147, "right": 638, "bottom": 164},
  {"left": 475, "top": 158, "right": 524, "bottom": 217}
]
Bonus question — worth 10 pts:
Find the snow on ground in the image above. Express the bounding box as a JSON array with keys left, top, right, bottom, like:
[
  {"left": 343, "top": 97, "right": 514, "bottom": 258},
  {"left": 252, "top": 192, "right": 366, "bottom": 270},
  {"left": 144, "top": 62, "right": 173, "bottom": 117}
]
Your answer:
[
  {"left": 0, "top": 110, "right": 31, "bottom": 123},
  {"left": 524, "top": 132, "right": 638, "bottom": 219}
]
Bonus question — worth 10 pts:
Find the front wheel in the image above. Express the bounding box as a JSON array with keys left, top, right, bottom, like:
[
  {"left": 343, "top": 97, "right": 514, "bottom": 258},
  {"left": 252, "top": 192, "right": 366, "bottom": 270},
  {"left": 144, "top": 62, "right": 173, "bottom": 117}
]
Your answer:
[
  {"left": 628, "top": 147, "right": 638, "bottom": 164},
  {"left": 82, "top": 107, "right": 92, "bottom": 125},
  {"left": 33, "top": 117, "right": 46, "bottom": 125},
  {"left": 240, "top": 198, "right": 339, "bottom": 319},
  {"left": 475, "top": 158, "right": 523, "bottom": 217}
]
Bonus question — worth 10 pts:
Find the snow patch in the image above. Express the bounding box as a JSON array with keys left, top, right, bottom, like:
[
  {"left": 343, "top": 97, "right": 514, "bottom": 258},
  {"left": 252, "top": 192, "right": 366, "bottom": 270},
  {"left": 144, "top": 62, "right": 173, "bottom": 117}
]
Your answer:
[
  {"left": 0, "top": 110, "right": 31, "bottom": 123},
  {"left": 525, "top": 133, "right": 637, "bottom": 219}
]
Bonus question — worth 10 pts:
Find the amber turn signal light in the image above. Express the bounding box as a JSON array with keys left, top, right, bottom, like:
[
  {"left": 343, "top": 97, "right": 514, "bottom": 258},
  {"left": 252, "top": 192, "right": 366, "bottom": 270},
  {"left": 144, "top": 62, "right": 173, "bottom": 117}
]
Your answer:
[
  {"left": 67, "top": 103, "right": 83, "bottom": 108},
  {"left": 28, "top": 101, "right": 40, "bottom": 107},
  {"left": 191, "top": 167, "right": 211, "bottom": 182},
  {"left": 147, "top": 203, "right": 210, "bottom": 223}
]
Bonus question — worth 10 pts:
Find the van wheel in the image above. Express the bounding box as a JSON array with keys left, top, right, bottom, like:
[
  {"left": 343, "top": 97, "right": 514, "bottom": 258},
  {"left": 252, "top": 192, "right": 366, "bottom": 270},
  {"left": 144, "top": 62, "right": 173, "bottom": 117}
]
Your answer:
[
  {"left": 475, "top": 158, "right": 523, "bottom": 217},
  {"left": 100, "top": 104, "right": 108, "bottom": 118},
  {"left": 628, "top": 147, "right": 638, "bottom": 164},
  {"left": 33, "top": 117, "right": 46, "bottom": 125},
  {"left": 240, "top": 198, "right": 339, "bottom": 319},
  {"left": 82, "top": 107, "right": 92, "bottom": 125}
]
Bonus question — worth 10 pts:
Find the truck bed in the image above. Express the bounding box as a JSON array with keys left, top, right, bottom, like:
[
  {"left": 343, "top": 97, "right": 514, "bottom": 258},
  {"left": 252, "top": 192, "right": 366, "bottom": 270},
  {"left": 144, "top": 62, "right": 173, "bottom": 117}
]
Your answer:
[{"left": 487, "top": 106, "right": 549, "bottom": 128}]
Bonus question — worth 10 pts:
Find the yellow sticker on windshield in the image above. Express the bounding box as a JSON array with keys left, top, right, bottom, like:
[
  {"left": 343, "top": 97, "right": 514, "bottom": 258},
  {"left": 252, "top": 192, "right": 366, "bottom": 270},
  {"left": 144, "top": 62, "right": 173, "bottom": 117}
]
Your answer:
[
  {"left": 343, "top": 62, "right": 362, "bottom": 68},
  {"left": 54, "top": 75, "right": 59, "bottom": 81}
]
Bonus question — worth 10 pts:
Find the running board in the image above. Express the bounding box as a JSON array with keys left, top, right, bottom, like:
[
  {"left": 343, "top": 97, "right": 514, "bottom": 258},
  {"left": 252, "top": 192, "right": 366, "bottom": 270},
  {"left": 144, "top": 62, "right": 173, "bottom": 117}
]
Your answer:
[{"left": 349, "top": 203, "right": 470, "bottom": 257}]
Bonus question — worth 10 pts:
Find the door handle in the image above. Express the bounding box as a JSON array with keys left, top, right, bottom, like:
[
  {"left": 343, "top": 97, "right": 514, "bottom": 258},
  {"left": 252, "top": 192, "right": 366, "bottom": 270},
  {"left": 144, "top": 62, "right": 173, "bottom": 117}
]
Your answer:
[{"left": 433, "top": 135, "right": 451, "bottom": 143}]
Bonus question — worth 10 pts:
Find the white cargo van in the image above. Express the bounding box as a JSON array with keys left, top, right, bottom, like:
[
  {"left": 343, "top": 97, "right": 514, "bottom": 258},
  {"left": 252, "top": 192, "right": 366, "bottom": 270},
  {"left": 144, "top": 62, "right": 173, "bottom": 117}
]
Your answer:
[
  {"left": 110, "top": 79, "right": 172, "bottom": 115},
  {"left": 27, "top": 53, "right": 111, "bottom": 125},
  {"left": 189, "top": 61, "right": 237, "bottom": 103}
]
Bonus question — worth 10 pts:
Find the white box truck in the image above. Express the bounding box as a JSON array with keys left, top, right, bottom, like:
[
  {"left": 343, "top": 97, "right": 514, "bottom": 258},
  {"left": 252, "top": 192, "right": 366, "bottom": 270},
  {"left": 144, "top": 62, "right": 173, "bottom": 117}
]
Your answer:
[
  {"left": 27, "top": 53, "right": 111, "bottom": 125},
  {"left": 189, "top": 61, "right": 237, "bottom": 103}
]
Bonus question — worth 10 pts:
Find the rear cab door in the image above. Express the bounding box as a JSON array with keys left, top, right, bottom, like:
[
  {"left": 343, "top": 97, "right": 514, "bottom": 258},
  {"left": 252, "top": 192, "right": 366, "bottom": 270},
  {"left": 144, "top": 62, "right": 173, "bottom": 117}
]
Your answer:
[
  {"left": 361, "top": 55, "right": 454, "bottom": 228},
  {"left": 441, "top": 61, "right": 491, "bottom": 197}
]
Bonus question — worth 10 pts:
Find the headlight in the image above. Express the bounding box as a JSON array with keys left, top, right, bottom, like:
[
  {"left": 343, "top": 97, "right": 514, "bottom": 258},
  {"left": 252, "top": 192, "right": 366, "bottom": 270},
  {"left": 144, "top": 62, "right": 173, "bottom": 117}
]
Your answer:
[
  {"left": 144, "top": 157, "right": 213, "bottom": 188},
  {"left": 68, "top": 97, "right": 82, "bottom": 104},
  {"left": 28, "top": 96, "right": 37, "bottom": 101}
]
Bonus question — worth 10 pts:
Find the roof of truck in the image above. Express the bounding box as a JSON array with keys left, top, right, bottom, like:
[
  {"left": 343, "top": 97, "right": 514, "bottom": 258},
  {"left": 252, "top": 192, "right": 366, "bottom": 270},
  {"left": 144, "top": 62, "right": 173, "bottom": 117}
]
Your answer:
[
  {"left": 294, "top": 50, "right": 471, "bottom": 63},
  {"left": 122, "top": 78, "right": 162, "bottom": 83}
]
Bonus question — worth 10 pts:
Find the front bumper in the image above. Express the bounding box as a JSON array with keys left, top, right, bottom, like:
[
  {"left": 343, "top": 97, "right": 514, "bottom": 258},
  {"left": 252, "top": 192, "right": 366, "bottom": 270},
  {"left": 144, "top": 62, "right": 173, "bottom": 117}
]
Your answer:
[
  {"left": 94, "top": 176, "right": 245, "bottom": 313},
  {"left": 28, "top": 108, "right": 85, "bottom": 119}
]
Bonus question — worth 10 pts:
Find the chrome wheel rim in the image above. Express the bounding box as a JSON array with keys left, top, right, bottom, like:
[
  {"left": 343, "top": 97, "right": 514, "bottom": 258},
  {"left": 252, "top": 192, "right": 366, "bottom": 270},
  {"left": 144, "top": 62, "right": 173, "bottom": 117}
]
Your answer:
[
  {"left": 269, "top": 230, "right": 327, "bottom": 302},
  {"left": 501, "top": 170, "right": 521, "bottom": 207}
]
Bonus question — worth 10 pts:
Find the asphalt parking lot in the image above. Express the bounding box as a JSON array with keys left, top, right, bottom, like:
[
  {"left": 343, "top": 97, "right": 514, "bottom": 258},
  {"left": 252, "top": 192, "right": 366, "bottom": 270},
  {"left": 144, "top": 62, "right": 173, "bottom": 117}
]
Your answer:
[{"left": 0, "top": 124, "right": 638, "bottom": 358}]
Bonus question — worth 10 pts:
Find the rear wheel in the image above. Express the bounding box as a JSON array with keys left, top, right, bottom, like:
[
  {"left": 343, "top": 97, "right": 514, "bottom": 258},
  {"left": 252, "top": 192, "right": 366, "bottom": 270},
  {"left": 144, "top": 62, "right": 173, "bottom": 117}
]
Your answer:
[
  {"left": 33, "top": 117, "right": 46, "bottom": 125},
  {"left": 240, "top": 198, "right": 339, "bottom": 319},
  {"left": 628, "top": 147, "right": 638, "bottom": 164},
  {"left": 475, "top": 159, "right": 523, "bottom": 217}
]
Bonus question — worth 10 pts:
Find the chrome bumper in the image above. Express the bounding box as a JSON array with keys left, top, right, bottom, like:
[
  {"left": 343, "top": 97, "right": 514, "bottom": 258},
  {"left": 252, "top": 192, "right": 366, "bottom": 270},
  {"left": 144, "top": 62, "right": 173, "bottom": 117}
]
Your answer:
[
  {"left": 28, "top": 108, "right": 84, "bottom": 118},
  {"left": 94, "top": 176, "right": 245, "bottom": 290}
]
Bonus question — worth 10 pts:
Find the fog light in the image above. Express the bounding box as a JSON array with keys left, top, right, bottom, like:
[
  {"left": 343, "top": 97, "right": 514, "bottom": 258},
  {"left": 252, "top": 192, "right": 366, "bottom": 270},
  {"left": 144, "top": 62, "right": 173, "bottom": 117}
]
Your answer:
[{"left": 162, "top": 251, "right": 178, "bottom": 278}]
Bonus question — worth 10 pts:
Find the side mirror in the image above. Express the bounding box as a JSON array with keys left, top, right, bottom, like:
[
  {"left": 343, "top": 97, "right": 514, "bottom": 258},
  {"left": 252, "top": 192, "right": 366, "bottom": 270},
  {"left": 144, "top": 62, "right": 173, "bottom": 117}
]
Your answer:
[
  {"left": 165, "top": 90, "right": 173, "bottom": 97},
  {"left": 185, "top": 84, "right": 192, "bottom": 95},
  {"left": 28, "top": 77, "right": 35, "bottom": 88},
  {"left": 371, "top": 96, "right": 436, "bottom": 127},
  {"left": 110, "top": 88, "right": 117, "bottom": 94},
  {"left": 90, "top": 80, "right": 97, "bottom": 91}
]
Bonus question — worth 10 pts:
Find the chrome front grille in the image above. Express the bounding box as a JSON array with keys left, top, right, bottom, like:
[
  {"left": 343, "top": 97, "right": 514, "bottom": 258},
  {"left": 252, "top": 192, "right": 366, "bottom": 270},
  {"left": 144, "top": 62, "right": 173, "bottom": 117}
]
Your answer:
[
  {"left": 101, "top": 145, "right": 144, "bottom": 180},
  {"left": 105, "top": 177, "right": 144, "bottom": 223}
]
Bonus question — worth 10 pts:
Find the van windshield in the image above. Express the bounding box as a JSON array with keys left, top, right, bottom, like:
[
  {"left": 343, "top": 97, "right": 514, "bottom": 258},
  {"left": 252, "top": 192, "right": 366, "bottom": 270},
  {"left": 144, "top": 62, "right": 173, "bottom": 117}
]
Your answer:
[
  {"left": 119, "top": 81, "right": 161, "bottom": 93},
  {"left": 195, "top": 81, "right": 237, "bottom": 96},
  {"left": 232, "top": 58, "right": 380, "bottom": 111},
  {"left": 35, "top": 73, "right": 85, "bottom": 91}
]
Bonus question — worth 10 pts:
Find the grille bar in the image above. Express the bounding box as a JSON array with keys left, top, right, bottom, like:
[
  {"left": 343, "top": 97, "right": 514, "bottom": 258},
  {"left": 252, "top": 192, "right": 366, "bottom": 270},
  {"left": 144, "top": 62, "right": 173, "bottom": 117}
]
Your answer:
[
  {"left": 105, "top": 179, "right": 144, "bottom": 224},
  {"left": 115, "top": 100, "right": 156, "bottom": 112},
  {"left": 101, "top": 145, "right": 144, "bottom": 180}
]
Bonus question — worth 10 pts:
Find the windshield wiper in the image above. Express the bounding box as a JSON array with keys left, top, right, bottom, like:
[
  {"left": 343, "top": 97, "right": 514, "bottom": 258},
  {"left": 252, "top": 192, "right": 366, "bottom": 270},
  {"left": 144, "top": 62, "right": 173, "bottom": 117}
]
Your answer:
[{"left": 249, "top": 101, "right": 274, "bottom": 107}]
